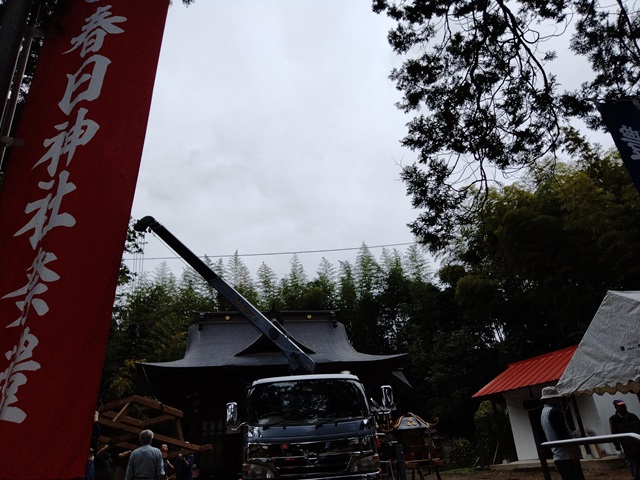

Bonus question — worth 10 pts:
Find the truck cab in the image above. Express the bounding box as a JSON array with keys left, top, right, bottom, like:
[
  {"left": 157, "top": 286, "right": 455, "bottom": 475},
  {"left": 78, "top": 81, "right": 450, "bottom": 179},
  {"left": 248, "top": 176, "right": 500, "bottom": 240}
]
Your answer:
[{"left": 228, "top": 373, "right": 381, "bottom": 479}]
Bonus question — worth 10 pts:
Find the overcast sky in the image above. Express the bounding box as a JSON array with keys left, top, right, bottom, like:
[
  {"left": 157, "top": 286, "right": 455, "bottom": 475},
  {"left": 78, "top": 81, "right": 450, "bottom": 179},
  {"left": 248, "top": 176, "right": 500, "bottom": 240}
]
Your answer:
[
  {"left": 128, "top": 1, "right": 422, "bottom": 279},
  {"left": 128, "top": 1, "right": 613, "bottom": 281}
]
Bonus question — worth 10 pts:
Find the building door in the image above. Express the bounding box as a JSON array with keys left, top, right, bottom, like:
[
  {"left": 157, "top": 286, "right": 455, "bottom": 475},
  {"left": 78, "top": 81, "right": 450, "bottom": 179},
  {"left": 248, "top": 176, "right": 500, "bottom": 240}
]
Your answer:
[{"left": 524, "top": 399, "right": 552, "bottom": 459}]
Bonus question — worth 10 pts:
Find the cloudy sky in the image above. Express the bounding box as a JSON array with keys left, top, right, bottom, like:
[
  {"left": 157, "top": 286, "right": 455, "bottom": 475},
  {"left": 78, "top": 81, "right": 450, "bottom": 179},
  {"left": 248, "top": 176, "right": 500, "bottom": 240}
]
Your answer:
[
  {"left": 128, "top": 1, "right": 613, "bottom": 280},
  {"left": 128, "top": 1, "right": 422, "bottom": 279}
]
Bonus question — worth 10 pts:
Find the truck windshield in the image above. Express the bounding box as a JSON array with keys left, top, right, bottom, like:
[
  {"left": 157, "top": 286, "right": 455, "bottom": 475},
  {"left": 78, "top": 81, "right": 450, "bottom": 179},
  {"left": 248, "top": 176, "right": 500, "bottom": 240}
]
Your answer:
[{"left": 247, "top": 378, "right": 370, "bottom": 426}]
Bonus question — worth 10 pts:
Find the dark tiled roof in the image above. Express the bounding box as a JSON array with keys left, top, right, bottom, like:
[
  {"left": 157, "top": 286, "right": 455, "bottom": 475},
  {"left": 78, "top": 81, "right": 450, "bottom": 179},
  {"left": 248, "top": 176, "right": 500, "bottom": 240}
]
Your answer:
[
  {"left": 140, "top": 312, "right": 410, "bottom": 424},
  {"left": 143, "top": 311, "right": 405, "bottom": 370},
  {"left": 472, "top": 345, "right": 577, "bottom": 397}
]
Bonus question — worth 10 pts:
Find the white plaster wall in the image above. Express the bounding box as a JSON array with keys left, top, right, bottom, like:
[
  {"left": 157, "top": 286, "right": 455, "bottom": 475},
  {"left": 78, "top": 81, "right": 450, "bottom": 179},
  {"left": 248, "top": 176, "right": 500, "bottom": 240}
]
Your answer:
[
  {"left": 576, "top": 392, "right": 640, "bottom": 456},
  {"left": 500, "top": 387, "right": 640, "bottom": 462},
  {"left": 504, "top": 390, "right": 540, "bottom": 461}
]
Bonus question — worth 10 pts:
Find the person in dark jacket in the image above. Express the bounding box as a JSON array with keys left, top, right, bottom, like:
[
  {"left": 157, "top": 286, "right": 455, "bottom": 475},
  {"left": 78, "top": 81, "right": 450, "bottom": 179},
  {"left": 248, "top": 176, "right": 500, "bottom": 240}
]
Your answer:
[
  {"left": 610, "top": 399, "right": 640, "bottom": 480},
  {"left": 173, "top": 451, "right": 194, "bottom": 480}
]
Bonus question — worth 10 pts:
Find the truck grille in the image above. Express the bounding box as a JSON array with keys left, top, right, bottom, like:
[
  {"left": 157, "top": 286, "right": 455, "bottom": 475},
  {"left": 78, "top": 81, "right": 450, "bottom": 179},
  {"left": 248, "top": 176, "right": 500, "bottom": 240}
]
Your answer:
[
  {"left": 273, "top": 452, "right": 352, "bottom": 476},
  {"left": 246, "top": 436, "right": 377, "bottom": 478}
]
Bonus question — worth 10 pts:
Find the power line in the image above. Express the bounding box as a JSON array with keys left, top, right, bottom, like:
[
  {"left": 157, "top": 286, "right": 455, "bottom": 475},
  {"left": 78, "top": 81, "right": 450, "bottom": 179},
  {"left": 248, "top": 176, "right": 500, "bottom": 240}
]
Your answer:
[{"left": 122, "top": 241, "right": 419, "bottom": 262}]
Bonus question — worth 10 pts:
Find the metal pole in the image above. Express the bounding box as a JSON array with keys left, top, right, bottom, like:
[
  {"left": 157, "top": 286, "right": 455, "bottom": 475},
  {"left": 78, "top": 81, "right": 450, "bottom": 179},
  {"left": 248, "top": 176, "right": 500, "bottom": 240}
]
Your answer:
[
  {"left": 0, "top": 24, "right": 35, "bottom": 171},
  {"left": 537, "top": 446, "right": 552, "bottom": 480},
  {"left": 570, "top": 395, "right": 595, "bottom": 458},
  {"left": 532, "top": 419, "right": 552, "bottom": 480},
  {"left": 0, "top": 0, "right": 33, "bottom": 127},
  {"left": 542, "top": 432, "right": 640, "bottom": 448}
]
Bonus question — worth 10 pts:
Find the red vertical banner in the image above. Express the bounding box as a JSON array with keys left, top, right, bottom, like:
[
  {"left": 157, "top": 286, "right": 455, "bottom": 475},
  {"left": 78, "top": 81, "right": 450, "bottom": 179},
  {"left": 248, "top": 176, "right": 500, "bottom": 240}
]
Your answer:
[{"left": 0, "top": 1, "right": 169, "bottom": 478}]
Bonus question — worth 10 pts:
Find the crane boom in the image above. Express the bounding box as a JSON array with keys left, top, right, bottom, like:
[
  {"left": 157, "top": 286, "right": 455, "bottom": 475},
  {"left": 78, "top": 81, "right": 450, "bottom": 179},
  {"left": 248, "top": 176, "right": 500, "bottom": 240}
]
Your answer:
[{"left": 133, "top": 216, "right": 316, "bottom": 375}]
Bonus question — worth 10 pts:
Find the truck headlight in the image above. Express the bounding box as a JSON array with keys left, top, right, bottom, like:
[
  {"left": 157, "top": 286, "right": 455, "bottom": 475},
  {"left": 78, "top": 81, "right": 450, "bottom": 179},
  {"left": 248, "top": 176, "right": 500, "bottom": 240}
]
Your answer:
[
  {"left": 350, "top": 453, "right": 379, "bottom": 472},
  {"left": 243, "top": 463, "right": 274, "bottom": 479}
]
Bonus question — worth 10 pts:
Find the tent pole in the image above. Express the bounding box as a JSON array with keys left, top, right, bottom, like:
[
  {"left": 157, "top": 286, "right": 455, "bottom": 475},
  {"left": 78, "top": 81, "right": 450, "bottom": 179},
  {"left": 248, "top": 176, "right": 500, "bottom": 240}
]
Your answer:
[
  {"left": 532, "top": 412, "right": 552, "bottom": 480},
  {"left": 570, "top": 395, "right": 595, "bottom": 458}
]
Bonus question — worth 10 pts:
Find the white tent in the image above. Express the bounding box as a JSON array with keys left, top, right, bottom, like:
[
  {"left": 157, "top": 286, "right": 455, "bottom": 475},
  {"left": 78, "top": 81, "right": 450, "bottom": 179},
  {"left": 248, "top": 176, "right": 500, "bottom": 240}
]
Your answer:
[{"left": 556, "top": 290, "right": 640, "bottom": 396}]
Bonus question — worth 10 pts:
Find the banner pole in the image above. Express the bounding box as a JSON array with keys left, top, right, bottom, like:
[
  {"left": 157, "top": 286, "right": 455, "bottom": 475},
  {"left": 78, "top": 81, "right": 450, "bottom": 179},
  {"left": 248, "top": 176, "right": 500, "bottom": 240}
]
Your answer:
[
  {"left": 0, "top": 0, "right": 33, "bottom": 129},
  {"left": 0, "top": 24, "right": 37, "bottom": 173}
]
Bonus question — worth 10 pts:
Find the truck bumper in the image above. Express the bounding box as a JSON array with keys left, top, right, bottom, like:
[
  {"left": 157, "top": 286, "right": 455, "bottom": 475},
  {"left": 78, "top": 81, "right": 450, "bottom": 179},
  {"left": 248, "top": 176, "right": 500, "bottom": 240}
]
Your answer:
[{"left": 294, "top": 474, "right": 380, "bottom": 480}]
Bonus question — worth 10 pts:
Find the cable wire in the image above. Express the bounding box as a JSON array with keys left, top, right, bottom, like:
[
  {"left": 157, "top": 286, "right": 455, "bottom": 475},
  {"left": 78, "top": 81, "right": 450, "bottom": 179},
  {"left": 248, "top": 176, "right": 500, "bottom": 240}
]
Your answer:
[{"left": 122, "top": 240, "right": 419, "bottom": 262}]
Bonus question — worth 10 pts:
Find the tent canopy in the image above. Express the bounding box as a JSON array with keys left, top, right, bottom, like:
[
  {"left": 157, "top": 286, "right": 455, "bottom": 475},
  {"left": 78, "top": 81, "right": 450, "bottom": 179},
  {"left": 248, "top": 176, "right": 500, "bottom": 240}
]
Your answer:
[{"left": 556, "top": 290, "right": 640, "bottom": 396}]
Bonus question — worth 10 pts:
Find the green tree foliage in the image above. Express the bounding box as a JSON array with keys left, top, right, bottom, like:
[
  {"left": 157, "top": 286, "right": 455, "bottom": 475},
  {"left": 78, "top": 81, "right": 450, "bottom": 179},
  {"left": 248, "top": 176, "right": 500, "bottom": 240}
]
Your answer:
[
  {"left": 372, "top": 0, "right": 640, "bottom": 250},
  {"left": 118, "top": 218, "right": 145, "bottom": 286},
  {"left": 474, "top": 400, "right": 516, "bottom": 466},
  {"left": 307, "top": 257, "right": 338, "bottom": 310},
  {"left": 401, "top": 145, "right": 640, "bottom": 439},
  {"left": 448, "top": 147, "right": 640, "bottom": 360},
  {"left": 348, "top": 245, "right": 385, "bottom": 353},
  {"left": 420, "top": 325, "right": 501, "bottom": 437},
  {"left": 336, "top": 260, "right": 359, "bottom": 345},
  {"left": 101, "top": 263, "right": 216, "bottom": 403},
  {"left": 226, "top": 250, "right": 260, "bottom": 305},
  {"left": 404, "top": 243, "right": 432, "bottom": 283},
  {"left": 180, "top": 255, "right": 218, "bottom": 303},
  {"left": 279, "top": 254, "right": 310, "bottom": 309},
  {"left": 255, "top": 262, "right": 280, "bottom": 310},
  {"left": 377, "top": 249, "right": 412, "bottom": 353},
  {"left": 447, "top": 437, "right": 476, "bottom": 468}
]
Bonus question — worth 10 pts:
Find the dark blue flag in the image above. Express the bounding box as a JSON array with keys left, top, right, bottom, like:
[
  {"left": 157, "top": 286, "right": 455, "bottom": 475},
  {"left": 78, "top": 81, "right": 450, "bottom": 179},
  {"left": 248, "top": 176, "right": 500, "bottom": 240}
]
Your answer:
[{"left": 597, "top": 100, "right": 640, "bottom": 193}]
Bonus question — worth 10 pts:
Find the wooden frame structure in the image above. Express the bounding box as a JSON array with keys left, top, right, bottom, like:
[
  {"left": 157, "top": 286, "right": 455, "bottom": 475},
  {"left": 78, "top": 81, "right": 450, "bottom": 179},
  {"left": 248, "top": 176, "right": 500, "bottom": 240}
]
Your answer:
[{"left": 97, "top": 395, "right": 212, "bottom": 457}]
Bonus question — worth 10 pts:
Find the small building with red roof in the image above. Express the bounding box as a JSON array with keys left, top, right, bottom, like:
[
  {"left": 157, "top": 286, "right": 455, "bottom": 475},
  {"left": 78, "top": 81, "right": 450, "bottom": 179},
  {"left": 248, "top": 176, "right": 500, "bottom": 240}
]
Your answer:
[{"left": 473, "top": 346, "right": 640, "bottom": 462}]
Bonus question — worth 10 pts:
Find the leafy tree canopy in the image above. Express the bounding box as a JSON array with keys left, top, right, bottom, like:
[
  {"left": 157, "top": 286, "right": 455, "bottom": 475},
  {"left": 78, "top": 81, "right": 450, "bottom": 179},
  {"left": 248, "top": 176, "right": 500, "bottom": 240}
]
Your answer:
[
  {"left": 446, "top": 144, "right": 640, "bottom": 359},
  {"left": 372, "top": 0, "right": 640, "bottom": 251}
]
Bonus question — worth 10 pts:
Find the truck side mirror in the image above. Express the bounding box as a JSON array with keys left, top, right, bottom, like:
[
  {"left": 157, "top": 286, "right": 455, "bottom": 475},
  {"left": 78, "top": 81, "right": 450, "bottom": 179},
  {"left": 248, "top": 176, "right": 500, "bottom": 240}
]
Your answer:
[
  {"left": 381, "top": 385, "right": 394, "bottom": 411},
  {"left": 226, "top": 402, "right": 238, "bottom": 433}
]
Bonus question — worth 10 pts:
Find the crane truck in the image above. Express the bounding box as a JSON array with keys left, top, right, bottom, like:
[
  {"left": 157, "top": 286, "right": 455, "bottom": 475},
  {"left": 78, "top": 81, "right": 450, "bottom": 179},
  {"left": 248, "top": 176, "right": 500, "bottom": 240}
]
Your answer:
[{"left": 134, "top": 216, "right": 392, "bottom": 480}]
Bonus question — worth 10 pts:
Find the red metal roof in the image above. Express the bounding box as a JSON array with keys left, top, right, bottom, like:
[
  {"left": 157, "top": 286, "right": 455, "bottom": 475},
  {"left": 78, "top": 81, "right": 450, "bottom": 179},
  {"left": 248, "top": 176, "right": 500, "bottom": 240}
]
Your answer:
[{"left": 472, "top": 345, "right": 577, "bottom": 397}]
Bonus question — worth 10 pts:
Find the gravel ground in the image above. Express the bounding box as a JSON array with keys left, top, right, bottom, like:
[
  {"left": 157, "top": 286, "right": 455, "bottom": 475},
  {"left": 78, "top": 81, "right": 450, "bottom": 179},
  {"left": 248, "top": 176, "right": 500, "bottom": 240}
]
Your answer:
[{"left": 438, "top": 465, "right": 631, "bottom": 480}]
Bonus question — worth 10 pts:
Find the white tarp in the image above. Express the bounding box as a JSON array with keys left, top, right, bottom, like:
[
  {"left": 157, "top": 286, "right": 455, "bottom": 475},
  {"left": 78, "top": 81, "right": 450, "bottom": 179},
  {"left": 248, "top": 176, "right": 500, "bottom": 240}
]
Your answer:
[{"left": 556, "top": 291, "right": 640, "bottom": 396}]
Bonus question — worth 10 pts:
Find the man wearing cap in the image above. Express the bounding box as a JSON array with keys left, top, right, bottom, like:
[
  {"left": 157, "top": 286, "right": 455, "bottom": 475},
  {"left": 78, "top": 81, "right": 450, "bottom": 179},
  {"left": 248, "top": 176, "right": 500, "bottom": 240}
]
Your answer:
[
  {"left": 610, "top": 399, "right": 640, "bottom": 480},
  {"left": 540, "top": 386, "right": 585, "bottom": 480}
]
